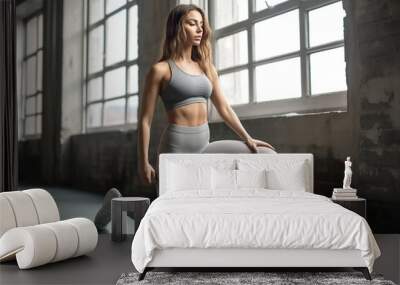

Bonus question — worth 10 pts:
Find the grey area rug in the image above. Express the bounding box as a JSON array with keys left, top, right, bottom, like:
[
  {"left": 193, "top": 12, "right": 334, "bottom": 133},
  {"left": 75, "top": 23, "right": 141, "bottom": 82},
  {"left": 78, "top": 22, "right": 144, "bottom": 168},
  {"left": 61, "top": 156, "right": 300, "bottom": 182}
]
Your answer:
[{"left": 116, "top": 271, "right": 396, "bottom": 285}]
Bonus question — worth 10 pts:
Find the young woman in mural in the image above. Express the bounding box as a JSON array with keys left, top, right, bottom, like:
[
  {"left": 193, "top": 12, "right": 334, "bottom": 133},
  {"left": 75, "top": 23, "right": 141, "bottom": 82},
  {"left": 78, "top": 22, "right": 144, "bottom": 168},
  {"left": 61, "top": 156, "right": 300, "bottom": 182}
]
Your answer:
[{"left": 137, "top": 4, "right": 275, "bottom": 186}]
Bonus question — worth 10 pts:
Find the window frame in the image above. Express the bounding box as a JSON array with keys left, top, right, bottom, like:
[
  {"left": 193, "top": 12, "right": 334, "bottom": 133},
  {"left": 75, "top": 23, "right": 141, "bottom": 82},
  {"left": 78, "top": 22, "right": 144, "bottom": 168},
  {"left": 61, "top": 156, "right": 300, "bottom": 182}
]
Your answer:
[
  {"left": 21, "top": 10, "right": 44, "bottom": 139},
  {"left": 208, "top": 0, "right": 347, "bottom": 122},
  {"left": 83, "top": 0, "right": 139, "bottom": 133},
  {"left": 179, "top": 0, "right": 208, "bottom": 10}
]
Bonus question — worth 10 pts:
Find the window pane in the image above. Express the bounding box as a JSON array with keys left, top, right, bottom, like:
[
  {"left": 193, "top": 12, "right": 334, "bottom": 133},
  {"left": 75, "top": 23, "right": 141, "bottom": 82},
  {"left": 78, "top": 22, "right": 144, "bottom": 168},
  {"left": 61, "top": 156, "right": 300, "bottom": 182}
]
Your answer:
[
  {"left": 309, "top": 2, "right": 345, "bottom": 47},
  {"left": 36, "top": 115, "right": 42, "bottom": 134},
  {"left": 88, "top": 76, "right": 103, "bottom": 102},
  {"left": 255, "top": 57, "right": 301, "bottom": 101},
  {"left": 127, "top": 96, "right": 138, "bottom": 123},
  {"left": 37, "top": 93, "right": 42, "bottom": 113},
  {"left": 25, "top": 116, "right": 35, "bottom": 135},
  {"left": 254, "top": 9, "right": 299, "bottom": 60},
  {"left": 26, "top": 16, "right": 37, "bottom": 55},
  {"left": 87, "top": 103, "right": 102, "bottom": 127},
  {"left": 38, "top": 14, "right": 43, "bottom": 48},
  {"left": 128, "top": 5, "right": 138, "bottom": 60},
  {"left": 88, "top": 25, "right": 104, "bottom": 74},
  {"left": 37, "top": 50, "right": 42, "bottom": 91},
  {"left": 106, "top": 0, "right": 126, "bottom": 14},
  {"left": 180, "top": 0, "right": 207, "bottom": 9},
  {"left": 214, "top": 0, "right": 248, "bottom": 29},
  {"left": 127, "top": 65, "right": 138, "bottom": 94},
  {"left": 104, "top": 98, "right": 125, "bottom": 126},
  {"left": 89, "top": 0, "right": 104, "bottom": 24},
  {"left": 105, "top": 66, "right": 126, "bottom": 99},
  {"left": 310, "top": 47, "right": 346, "bottom": 95},
  {"left": 106, "top": 10, "right": 126, "bottom": 66},
  {"left": 26, "top": 96, "right": 36, "bottom": 115},
  {"left": 219, "top": 69, "right": 249, "bottom": 105},
  {"left": 255, "top": 0, "right": 289, "bottom": 12},
  {"left": 26, "top": 56, "right": 36, "bottom": 95},
  {"left": 216, "top": 31, "right": 248, "bottom": 70}
]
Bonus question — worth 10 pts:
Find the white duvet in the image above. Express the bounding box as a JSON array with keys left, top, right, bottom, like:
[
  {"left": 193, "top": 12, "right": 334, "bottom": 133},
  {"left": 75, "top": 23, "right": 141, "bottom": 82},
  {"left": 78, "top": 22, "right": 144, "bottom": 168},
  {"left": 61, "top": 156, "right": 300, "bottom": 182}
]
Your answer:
[{"left": 131, "top": 189, "right": 380, "bottom": 273}]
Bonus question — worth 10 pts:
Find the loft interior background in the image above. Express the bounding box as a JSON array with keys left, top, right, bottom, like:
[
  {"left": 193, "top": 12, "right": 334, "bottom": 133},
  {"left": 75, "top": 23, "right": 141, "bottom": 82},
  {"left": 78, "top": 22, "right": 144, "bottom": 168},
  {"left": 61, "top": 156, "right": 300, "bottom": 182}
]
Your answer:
[{"left": 15, "top": 0, "right": 400, "bottom": 233}]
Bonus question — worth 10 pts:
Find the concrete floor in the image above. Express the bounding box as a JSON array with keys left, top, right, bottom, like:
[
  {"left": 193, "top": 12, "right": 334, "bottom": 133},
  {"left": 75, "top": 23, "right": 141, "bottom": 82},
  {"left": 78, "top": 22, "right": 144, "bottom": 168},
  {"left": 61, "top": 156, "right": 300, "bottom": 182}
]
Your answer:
[
  {"left": 0, "top": 234, "right": 133, "bottom": 285},
  {"left": 0, "top": 187, "right": 134, "bottom": 285},
  {"left": 0, "top": 186, "right": 399, "bottom": 285}
]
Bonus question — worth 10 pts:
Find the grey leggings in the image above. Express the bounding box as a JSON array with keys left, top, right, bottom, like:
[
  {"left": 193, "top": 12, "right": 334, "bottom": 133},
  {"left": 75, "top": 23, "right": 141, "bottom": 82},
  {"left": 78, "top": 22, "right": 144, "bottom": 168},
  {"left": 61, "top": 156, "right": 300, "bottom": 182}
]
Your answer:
[
  {"left": 157, "top": 122, "right": 210, "bottom": 154},
  {"left": 155, "top": 122, "right": 276, "bottom": 192},
  {"left": 155, "top": 122, "right": 210, "bottom": 175}
]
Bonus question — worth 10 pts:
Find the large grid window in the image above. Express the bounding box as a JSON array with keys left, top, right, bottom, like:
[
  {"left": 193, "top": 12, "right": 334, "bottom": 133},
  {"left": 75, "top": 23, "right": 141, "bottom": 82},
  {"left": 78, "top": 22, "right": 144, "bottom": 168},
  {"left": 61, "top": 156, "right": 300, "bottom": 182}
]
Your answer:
[
  {"left": 210, "top": 0, "right": 347, "bottom": 119},
  {"left": 21, "top": 12, "right": 44, "bottom": 137},
  {"left": 85, "top": 0, "right": 139, "bottom": 130},
  {"left": 180, "top": 0, "right": 208, "bottom": 9}
]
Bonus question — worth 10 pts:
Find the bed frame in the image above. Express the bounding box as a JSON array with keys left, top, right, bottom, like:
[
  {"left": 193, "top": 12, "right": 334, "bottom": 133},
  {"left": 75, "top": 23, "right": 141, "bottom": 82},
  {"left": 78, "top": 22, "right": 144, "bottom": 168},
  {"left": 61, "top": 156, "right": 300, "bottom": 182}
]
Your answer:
[
  {"left": 141, "top": 248, "right": 371, "bottom": 280},
  {"left": 138, "top": 154, "right": 371, "bottom": 281}
]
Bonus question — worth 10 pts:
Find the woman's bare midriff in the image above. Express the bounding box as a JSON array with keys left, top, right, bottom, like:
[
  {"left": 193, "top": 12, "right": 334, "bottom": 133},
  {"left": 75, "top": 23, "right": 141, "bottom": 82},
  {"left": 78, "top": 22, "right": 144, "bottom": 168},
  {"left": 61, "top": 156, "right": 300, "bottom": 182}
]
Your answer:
[{"left": 166, "top": 102, "right": 208, "bottom": 126}]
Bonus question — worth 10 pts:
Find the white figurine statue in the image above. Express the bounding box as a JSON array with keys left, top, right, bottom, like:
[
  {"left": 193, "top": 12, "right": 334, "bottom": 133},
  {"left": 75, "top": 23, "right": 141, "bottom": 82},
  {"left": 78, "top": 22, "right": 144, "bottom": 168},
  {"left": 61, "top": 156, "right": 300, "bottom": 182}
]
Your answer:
[{"left": 343, "top": 156, "right": 353, "bottom": 189}]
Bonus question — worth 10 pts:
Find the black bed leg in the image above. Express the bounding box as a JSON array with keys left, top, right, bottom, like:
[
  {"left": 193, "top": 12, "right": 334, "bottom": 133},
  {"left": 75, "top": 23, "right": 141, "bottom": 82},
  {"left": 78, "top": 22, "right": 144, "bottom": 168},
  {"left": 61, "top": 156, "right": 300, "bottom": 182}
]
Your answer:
[
  {"left": 138, "top": 268, "right": 148, "bottom": 281},
  {"left": 354, "top": 267, "right": 371, "bottom": 280},
  {"left": 362, "top": 268, "right": 372, "bottom": 281}
]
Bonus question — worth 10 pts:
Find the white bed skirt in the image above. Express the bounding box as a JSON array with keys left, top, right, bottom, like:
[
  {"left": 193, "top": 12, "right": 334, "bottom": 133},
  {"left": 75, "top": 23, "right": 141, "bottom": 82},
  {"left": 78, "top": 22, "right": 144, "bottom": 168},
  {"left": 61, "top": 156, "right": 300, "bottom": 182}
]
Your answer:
[{"left": 147, "top": 248, "right": 366, "bottom": 268}]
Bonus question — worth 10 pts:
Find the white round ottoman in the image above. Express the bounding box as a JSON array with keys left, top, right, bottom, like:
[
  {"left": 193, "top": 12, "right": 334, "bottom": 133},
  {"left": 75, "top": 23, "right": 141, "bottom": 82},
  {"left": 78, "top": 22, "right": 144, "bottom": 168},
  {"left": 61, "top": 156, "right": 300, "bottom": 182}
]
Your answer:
[{"left": 0, "top": 189, "right": 98, "bottom": 269}]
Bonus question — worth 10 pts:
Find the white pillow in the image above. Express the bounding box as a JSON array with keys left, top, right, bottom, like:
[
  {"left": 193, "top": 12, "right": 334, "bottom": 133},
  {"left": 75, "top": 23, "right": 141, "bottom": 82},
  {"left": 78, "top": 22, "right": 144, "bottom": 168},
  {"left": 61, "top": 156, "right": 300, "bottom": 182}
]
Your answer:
[
  {"left": 167, "top": 162, "right": 212, "bottom": 191},
  {"left": 237, "top": 158, "right": 308, "bottom": 191},
  {"left": 236, "top": 169, "right": 268, "bottom": 189},
  {"left": 266, "top": 162, "right": 307, "bottom": 191},
  {"left": 211, "top": 168, "right": 237, "bottom": 191}
]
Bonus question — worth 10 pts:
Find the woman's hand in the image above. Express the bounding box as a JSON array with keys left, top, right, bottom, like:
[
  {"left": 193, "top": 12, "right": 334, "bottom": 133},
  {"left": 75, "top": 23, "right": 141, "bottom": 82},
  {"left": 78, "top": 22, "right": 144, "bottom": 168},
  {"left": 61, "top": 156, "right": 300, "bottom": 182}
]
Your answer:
[
  {"left": 139, "top": 162, "right": 156, "bottom": 185},
  {"left": 244, "top": 137, "right": 275, "bottom": 153}
]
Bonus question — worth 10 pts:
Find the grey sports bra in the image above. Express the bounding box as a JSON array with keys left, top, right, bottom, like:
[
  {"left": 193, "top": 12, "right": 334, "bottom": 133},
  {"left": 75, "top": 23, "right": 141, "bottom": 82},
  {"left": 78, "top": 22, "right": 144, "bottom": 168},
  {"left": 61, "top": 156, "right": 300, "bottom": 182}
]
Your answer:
[{"left": 159, "top": 59, "right": 213, "bottom": 111}]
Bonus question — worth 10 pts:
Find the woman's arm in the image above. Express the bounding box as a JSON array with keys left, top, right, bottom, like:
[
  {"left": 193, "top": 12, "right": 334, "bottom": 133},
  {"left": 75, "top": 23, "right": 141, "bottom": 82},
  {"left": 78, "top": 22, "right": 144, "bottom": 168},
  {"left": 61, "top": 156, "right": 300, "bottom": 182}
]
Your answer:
[
  {"left": 137, "top": 64, "right": 163, "bottom": 175},
  {"left": 209, "top": 65, "right": 274, "bottom": 151},
  {"left": 209, "top": 65, "right": 251, "bottom": 141}
]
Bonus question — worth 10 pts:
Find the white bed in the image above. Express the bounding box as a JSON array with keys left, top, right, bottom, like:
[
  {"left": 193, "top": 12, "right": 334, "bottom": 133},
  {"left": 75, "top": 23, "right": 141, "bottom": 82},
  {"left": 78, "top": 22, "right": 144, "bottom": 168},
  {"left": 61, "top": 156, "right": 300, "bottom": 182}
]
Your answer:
[{"left": 131, "top": 154, "right": 380, "bottom": 280}]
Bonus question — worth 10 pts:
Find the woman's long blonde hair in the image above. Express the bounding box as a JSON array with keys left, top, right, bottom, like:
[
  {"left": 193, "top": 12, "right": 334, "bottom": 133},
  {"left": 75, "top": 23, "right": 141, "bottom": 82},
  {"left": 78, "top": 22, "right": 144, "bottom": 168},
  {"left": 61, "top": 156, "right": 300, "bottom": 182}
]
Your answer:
[{"left": 158, "top": 4, "right": 214, "bottom": 81}]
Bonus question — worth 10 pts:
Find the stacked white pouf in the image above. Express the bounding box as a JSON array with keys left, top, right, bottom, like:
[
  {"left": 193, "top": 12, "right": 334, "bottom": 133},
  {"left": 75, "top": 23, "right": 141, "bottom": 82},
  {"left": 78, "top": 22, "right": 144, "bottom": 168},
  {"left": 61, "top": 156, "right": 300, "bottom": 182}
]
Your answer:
[{"left": 0, "top": 189, "right": 98, "bottom": 269}]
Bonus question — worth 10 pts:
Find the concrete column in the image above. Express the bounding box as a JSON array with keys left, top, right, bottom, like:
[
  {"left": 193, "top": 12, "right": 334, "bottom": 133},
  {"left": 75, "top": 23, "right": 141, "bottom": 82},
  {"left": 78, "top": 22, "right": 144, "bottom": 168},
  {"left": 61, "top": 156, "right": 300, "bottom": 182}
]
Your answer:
[
  {"left": 137, "top": 0, "right": 177, "bottom": 176},
  {"left": 60, "top": 0, "right": 84, "bottom": 183},
  {"left": 41, "top": 0, "right": 63, "bottom": 184}
]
